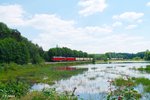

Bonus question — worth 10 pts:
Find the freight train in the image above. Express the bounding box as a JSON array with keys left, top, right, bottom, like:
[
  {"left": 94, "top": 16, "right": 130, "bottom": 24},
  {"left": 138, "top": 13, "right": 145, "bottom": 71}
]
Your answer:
[{"left": 51, "top": 56, "right": 93, "bottom": 62}]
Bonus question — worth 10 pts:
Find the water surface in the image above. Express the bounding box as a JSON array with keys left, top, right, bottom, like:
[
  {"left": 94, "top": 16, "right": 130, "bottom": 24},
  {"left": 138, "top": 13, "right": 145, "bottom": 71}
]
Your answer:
[{"left": 32, "top": 62, "right": 150, "bottom": 100}]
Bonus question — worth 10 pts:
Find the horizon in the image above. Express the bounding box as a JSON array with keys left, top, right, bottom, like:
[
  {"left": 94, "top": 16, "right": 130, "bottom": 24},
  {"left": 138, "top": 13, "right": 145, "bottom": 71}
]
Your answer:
[{"left": 0, "top": 0, "right": 150, "bottom": 53}]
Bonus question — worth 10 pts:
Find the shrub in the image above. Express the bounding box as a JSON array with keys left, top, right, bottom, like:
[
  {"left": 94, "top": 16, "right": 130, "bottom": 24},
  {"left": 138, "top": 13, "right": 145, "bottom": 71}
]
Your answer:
[{"left": 0, "top": 80, "right": 30, "bottom": 99}]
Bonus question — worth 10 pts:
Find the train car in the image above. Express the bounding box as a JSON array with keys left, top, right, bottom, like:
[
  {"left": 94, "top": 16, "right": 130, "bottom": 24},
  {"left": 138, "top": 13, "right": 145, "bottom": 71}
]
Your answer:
[
  {"left": 51, "top": 57, "right": 76, "bottom": 62},
  {"left": 51, "top": 57, "right": 66, "bottom": 62},
  {"left": 66, "top": 57, "right": 76, "bottom": 61},
  {"left": 76, "top": 58, "right": 84, "bottom": 61}
]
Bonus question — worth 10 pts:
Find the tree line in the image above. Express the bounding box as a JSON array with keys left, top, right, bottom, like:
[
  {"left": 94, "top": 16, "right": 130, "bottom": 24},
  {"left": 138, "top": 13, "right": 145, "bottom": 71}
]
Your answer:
[
  {"left": 45, "top": 47, "right": 89, "bottom": 61},
  {"left": 90, "top": 51, "right": 150, "bottom": 61}
]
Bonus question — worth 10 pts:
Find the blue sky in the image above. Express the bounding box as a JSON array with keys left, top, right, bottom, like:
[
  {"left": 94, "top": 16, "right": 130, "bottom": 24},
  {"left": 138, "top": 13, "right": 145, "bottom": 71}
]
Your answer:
[{"left": 0, "top": 0, "right": 150, "bottom": 53}]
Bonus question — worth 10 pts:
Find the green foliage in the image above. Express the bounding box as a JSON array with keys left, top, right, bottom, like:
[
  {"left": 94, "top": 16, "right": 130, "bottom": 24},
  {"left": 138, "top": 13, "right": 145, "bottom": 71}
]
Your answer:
[
  {"left": 109, "top": 76, "right": 150, "bottom": 100},
  {"left": 20, "top": 88, "right": 78, "bottom": 100},
  {"left": 107, "top": 87, "right": 141, "bottom": 100},
  {"left": 145, "top": 85, "right": 150, "bottom": 92},
  {"left": 144, "top": 50, "right": 150, "bottom": 60},
  {"left": 0, "top": 22, "right": 12, "bottom": 39},
  {"left": 89, "top": 54, "right": 108, "bottom": 61},
  {"left": 0, "top": 38, "right": 29, "bottom": 64},
  {"left": 132, "top": 57, "right": 142, "bottom": 60},
  {"left": 134, "top": 77, "right": 150, "bottom": 92},
  {"left": 39, "top": 88, "right": 77, "bottom": 100},
  {"left": 135, "top": 77, "right": 150, "bottom": 86},
  {"left": 92, "top": 51, "right": 146, "bottom": 60},
  {"left": 113, "top": 78, "right": 135, "bottom": 86},
  {"left": 137, "top": 65, "right": 150, "bottom": 73},
  {"left": 0, "top": 80, "right": 30, "bottom": 98},
  {"left": 92, "top": 56, "right": 96, "bottom": 64},
  {"left": 0, "top": 22, "right": 22, "bottom": 41},
  {"left": 107, "top": 77, "right": 141, "bottom": 100},
  {"left": 0, "top": 22, "right": 44, "bottom": 64},
  {"left": 47, "top": 47, "right": 89, "bottom": 61}
]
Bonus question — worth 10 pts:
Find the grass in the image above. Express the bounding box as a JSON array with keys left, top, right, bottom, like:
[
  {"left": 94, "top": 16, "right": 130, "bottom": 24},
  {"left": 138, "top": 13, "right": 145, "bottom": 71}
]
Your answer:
[
  {"left": 113, "top": 77, "right": 135, "bottom": 86},
  {"left": 132, "top": 65, "right": 150, "bottom": 92},
  {"left": 108, "top": 77, "right": 141, "bottom": 100},
  {"left": 0, "top": 62, "right": 89, "bottom": 84},
  {"left": 1, "top": 87, "right": 78, "bottom": 100},
  {"left": 10, "top": 88, "right": 78, "bottom": 100},
  {"left": 134, "top": 77, "right": 150, "bottom": 92},
  {"left": 113, "top": 77, "right": 150, "bottom": 94},
  {"left": 134, "top": 77, "right": 150, "bottom": 86},
  {"left": 137, "top": 65, "right": 150, "bottom": 73},
  {"left": 145, "top": 85, "right": 150, "bottom": 92}
]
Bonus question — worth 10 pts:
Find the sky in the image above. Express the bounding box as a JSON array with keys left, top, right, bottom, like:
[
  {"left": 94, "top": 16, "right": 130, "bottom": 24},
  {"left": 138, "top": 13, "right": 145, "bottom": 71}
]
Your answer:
[{"left": 0, "top": 0, "right": 150, "bottom": 53}]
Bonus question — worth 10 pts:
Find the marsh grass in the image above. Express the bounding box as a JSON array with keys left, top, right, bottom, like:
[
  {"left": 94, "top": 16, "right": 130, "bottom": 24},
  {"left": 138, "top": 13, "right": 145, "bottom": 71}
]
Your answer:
[
  {"left": 111, "top": 76, "right": 150, "bottom": 99},
  {"left": 135, "top": 65, "right": 150, "bottom": 92},
  {"left": 18, "top": 88, "right": 78, "bottom": 100},
  {"left": 0, "top": 62, "right": 88, "bottom": 84},
  {"left": 113, "top": 77, "right": 135, "bottom": 87},
  {"left": 137, "top": 65, "right": 150, "bottom": 73},
  {"left": 134, "top": 77, "right": 150, "bottom": 92},
  {"left": 108, "top": 77, "right": 141, "bottom": 100}
]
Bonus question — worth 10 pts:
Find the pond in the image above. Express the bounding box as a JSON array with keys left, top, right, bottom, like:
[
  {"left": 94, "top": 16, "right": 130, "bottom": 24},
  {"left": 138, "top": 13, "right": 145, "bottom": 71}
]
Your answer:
[{"left": 31, "top": 62, "right": 150, "bottom": 100}]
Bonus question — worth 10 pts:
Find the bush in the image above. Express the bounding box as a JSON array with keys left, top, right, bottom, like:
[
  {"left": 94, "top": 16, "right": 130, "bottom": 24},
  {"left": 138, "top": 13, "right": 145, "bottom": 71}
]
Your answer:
[{"left": 0, "top": 80, "right": 30, "bottom": 99}]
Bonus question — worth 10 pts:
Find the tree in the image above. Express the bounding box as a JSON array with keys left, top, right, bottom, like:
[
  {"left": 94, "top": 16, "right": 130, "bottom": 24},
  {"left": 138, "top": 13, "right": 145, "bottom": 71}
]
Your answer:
[
  {"left": 144, "top": 50, "right": 150, "bottom": 60},
  {"left": 47, "top": 47, "right": 89, "bottom": 61},
  {"left": 0, "top": 22, "right": 44, "bottom": 64},
  {"left": 0, "top": 38, "right": 30, "bottom": 64},
  {"left": 0, "top": 22, "right": 11, "bottom": 39}
]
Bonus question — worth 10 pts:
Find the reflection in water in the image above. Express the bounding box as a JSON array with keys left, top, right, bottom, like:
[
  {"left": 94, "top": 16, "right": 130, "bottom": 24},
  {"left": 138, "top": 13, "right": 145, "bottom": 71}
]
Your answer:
[
  {"left": 56, "top": 66, "right": 77, "bottom": 71},
  {"left": 31, "top": 83, "right": 50, "bottom": 91},
  {"left": 31, "top": 62, "right": 150, "bottom": 100}
]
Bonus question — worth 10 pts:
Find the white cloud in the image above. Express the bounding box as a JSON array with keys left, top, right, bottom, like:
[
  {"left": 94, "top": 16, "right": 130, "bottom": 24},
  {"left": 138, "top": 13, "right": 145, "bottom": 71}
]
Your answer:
[
  {"left": 0, "top": 4, "right": 150, "bottom": 53},
  {"left": 113, "top": 12, "right": 144, "bottom": 22},
  {"left": 0, "top": 4, "right": 25, "bottom": 26},
  {"left": 146, "top": 2, "right": 150, "bottom": 6},
  {"left": 78, "top": 0, "right": 107, "bottom": 16},
  {"left": 112, "top": 21, "right": 122, "bottom": 27},
  {"left": 26, "top": 14, "right": 75, "bottom": 32},
  {"left": 112, "top": 12, "right": 144, "bottom": 30},
  {"left": 137, "top": 19, "right": 143, "bottom": 23},
  {"left": 125, "top": 24, "right": 137, "bottom": 30},
  {"left": 31, "top": 15, "right": 113, "bottom": 51}
]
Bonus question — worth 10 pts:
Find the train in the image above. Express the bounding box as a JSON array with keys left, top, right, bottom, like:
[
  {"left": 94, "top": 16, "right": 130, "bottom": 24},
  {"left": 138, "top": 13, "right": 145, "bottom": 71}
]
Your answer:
[{"left": 51, "top": 56, "right": 93, "bottom": 62}]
